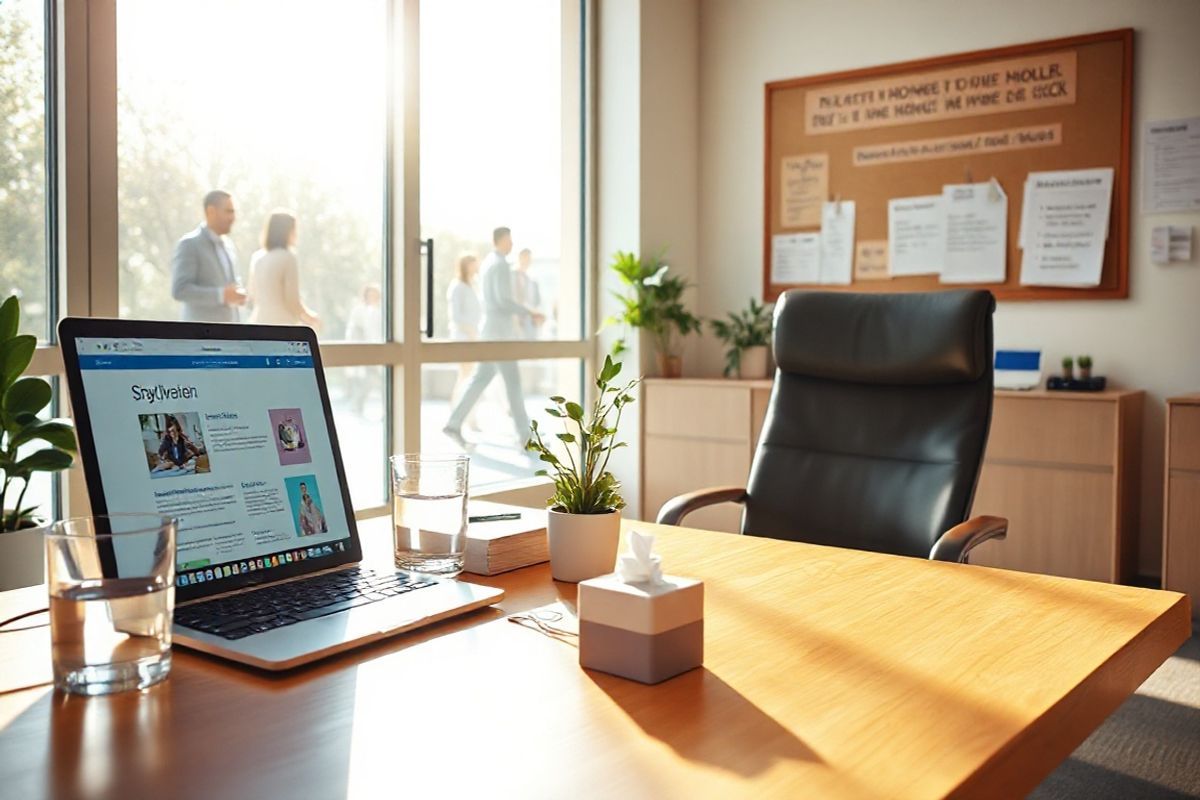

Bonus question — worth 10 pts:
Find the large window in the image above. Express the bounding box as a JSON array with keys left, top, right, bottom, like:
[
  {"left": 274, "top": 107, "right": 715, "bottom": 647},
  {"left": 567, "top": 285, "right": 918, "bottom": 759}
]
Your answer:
[
  {"left": 116, "top": 0, "right": 388, "bottom": 342},
  {"left": 0, "top": 0, "right": 52, "bottom": 339},
  {"left": 34, "top": 0, "right": 590, "bottom": 517}
]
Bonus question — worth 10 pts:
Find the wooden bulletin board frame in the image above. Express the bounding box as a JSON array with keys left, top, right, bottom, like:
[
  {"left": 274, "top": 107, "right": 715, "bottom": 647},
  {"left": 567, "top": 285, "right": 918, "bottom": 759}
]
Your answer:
[{"left": 763, "top": 29, "right": 1133, "bottom": 302}]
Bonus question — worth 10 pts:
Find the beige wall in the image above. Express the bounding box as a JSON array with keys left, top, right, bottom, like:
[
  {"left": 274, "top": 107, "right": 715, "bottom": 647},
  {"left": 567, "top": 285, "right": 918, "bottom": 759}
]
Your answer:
[
  {"left": 695, "top": 0, "right": 1200, "bottom": 575},
  {"left": 596, "top": 0, "right": 700, "bottom": 519}
]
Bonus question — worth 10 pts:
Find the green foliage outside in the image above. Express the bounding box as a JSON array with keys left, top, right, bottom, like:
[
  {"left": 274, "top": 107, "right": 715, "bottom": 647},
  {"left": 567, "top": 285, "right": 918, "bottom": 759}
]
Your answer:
[
  {"left": 526, "top": 355, "right": 638, "bottom": 514},
  {"left": 709, "top": 298, "right": 773, "bottom": 377},
  {"left": 0, "top": 7, "right": 49, "bottom": 337}
]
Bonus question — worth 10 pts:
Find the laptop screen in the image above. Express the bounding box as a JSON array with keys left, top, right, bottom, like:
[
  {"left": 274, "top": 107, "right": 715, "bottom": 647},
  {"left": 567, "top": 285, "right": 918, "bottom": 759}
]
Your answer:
[{"left": 70, "top": 332, "right": 357, "bottom": 598}]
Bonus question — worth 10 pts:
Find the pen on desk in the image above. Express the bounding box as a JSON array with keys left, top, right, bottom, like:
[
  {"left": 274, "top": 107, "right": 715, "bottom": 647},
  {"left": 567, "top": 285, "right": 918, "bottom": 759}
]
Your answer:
[{"left": 469, "top": 513, "right": 521, "bottom": 523}]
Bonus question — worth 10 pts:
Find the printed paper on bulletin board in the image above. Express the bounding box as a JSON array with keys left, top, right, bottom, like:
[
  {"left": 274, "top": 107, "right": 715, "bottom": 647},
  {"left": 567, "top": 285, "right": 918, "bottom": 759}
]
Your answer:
[{"left": 763, "top": 29, "right": 1133, "bottom": 302}]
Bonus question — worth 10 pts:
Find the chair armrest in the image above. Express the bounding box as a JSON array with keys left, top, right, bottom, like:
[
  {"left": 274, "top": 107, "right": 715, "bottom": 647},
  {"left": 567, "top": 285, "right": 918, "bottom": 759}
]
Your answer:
[
  {"left": 929, "top": 515, "right": 1008, "bottom": 563},
  {"left": 656, "top": 486, "right": 749, "bottom": 527}
]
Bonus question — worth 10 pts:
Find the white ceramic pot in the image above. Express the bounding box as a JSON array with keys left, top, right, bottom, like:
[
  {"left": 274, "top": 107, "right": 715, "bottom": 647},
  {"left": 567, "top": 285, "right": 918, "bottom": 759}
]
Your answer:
[
  {"left": 738, "top": 345, "right": 770, "bottom": 379},
  {"left": 0, "top": 524, "right": 47, "bottom": 591},
  {"left": 547, "top": 508, "right": 621, "bottom": 583}
]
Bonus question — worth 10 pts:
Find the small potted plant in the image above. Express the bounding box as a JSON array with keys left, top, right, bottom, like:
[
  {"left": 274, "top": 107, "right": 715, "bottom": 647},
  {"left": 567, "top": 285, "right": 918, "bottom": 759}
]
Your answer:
[
  {"left": 709, "top": 298, "right": 774, "bottom": 379},
  {"left": 1061, "top": 356, "right": 1074, "bottom": 381},
  {"left": 0, "top": 296, "right": 77, "bottom": 591},
  {"left": 1078, "top": 355, "right": 1093, "bottom": 381},
  {"left": 608, "top": 251, "right": 702, "bottom": 378},
  {"left": 526, "top": 355, "right": 638, "bottom": 582}
]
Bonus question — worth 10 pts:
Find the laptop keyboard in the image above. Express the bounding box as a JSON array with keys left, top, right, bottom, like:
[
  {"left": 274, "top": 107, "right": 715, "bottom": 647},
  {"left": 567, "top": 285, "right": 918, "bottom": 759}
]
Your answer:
[{"left": 175, "top": 567, "right": 438, "bottom": 640}]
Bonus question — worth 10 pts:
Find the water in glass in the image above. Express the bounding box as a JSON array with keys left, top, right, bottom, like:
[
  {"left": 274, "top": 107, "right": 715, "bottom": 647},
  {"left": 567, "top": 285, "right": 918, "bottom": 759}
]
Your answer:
[
  {"left": 50, "top": 577, "right": 172, "bottom": 695},
  {"left": 393, "top": 491, "right": 467, "bottom": 576}
]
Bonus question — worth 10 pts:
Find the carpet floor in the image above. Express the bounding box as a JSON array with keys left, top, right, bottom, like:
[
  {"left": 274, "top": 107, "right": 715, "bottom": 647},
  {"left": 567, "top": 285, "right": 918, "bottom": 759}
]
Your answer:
[{"left": 1030, "top": 634, "right": 1200, "bottom": 799}]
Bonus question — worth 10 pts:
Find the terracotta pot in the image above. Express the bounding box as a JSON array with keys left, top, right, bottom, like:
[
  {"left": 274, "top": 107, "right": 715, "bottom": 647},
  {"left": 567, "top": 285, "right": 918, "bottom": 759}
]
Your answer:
[
  {"left": 0, "top": 516, "right": 49, "bottom": 591},
  {"left": 1080, "top": 367, "right": 1092, "bottom": 380},
  {"left": 737, "top": 346, "right": 770, "bottom": 379},
  {"left": 656, "top": 354, "right": 683, "bottom": 378},
  {"left": 547, "top": 508, "right": 621, "bottom": 583}
]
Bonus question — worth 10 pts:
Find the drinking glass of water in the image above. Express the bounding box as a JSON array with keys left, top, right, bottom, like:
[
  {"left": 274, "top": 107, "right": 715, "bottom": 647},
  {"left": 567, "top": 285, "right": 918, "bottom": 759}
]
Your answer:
[
  {"left": 390, "top": 454, "right": 469, "bottom": 576},
  {"left": 45, "top": 514, "right": 177, "bottom": 695}
]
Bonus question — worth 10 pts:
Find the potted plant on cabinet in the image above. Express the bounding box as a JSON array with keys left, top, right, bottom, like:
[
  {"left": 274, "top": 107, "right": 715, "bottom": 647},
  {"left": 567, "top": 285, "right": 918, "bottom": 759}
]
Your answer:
[
  {"left": 0, "top": 296, "right": 78, "bottom": 591},
  {"left": 607, "top": 251, "right": 702, "bottom": 378},
  {"left": 1061, "top": 356, "right": 1074, "bottom": 381},
  {"left": 1078, "top": 355, "right": 1093, "bottom": 381},
  {"left": 526, "top": 355, "right": 639, "bottom": 582},
  {"left": 709, "top": 298, "right": 774, "bottom": 379}
]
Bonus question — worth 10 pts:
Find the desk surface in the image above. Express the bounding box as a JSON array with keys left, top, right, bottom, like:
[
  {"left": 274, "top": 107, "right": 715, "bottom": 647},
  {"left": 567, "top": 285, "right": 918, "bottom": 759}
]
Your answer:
[{"left": 0, "top": 518, "right": 1189, "bottom": 799}]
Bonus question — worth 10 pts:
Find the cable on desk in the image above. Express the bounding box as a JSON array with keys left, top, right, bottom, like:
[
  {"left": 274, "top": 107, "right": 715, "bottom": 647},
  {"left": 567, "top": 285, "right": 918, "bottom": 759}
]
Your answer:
[{"left": 0, "top": 607, "right": 49, "bottom": 632}]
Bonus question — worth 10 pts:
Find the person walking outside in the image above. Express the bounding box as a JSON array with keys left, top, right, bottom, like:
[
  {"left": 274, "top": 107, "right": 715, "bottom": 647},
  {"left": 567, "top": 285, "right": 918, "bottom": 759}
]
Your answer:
[
  {"left": 170, "top": 190, "right": 248, "bottom": 321},
  {"left": 442, "top": 227, "right": 543, "bottom": 449}
]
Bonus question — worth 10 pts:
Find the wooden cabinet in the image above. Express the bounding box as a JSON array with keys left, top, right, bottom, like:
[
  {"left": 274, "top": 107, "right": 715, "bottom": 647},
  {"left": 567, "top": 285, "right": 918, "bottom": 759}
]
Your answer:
[
  {"left": 641, "top": 378, "right": 771, "bottom": 532},
  {"left": 969, "top": 390, "right": 1143, "bottom": 583},
  {"left": 1164, "top": 393, "right": 1200, "bottom": 619}
]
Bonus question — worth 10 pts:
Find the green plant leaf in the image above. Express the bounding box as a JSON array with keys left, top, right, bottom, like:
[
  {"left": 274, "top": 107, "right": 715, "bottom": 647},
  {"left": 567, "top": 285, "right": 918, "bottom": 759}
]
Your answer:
[
  {"left": 556, "top": 433, "right": 576, "bottom": 443},
  {"left": 0, "top": 296, "right": 19, "bottom": 341},
  {"left": 4, "top": 376, "right": 52, "bottom": 417},
  {"left": 565, "top": 402, "right": 584, "bottom": 421},
  {"left": 0, "top": 334, "right": 36, "bottom": 389},
  {"left": 15, "top": 449, "right": 73, "bottom": 473},
  {"left": 11, "top": 420, "right": 77, "bottom": 452}
]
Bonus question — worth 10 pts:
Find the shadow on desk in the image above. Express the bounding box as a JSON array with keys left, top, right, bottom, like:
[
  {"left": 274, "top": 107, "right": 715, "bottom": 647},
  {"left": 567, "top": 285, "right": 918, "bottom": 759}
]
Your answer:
[{"left": 587, "top": 666, "right": 821, "bottom": 777}]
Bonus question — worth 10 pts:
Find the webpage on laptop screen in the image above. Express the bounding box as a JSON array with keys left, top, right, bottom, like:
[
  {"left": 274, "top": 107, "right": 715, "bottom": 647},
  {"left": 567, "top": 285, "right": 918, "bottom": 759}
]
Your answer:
[{"left": 76, "top": 337, "right": 351, "bottom": 590}]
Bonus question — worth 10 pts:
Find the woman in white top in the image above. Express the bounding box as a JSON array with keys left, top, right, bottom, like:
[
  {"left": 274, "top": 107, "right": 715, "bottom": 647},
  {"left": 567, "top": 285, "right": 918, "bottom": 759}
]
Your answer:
[
  {"left": 446, "top": 253, "right": 482, "bottom": 341},
  {"left": 446, "top": 253, "right": 481, "bottom": 430},
  {"left": 247, "top": 210, "right": 321, "bottom": 330}
]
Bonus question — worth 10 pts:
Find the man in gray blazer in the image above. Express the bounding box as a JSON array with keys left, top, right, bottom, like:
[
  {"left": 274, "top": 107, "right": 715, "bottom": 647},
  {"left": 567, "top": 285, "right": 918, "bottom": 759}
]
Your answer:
[{"left": 171, "top": 190, "right": 248, "bottom": 322}]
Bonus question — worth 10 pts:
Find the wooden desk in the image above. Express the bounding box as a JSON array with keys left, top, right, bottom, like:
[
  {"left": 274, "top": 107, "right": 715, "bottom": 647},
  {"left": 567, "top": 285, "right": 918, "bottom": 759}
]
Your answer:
[{"left": 0, "top": 518, "right": 1188, "bottom": 799}]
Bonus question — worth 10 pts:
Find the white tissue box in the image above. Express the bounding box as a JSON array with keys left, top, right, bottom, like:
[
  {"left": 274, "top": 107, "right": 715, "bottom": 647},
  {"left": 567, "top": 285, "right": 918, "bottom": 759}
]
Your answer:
[{"left": 577, "top": 573, "right": 704, "bottom": 684}]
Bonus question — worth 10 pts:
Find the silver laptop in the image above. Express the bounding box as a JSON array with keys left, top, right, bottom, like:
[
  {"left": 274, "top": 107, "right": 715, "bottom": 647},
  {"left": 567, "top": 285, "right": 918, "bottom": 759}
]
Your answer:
[{"left": 58, "top": 317, "right": 503, "bottom": 670}]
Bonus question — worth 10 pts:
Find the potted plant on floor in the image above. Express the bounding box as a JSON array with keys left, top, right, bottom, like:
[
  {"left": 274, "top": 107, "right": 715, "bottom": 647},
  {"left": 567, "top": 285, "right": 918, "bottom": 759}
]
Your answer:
[
  {"left": 526, "top": 354, "right": 639, "bottom": 582},
  {"left": 709, "top": 298, "right": 774, "bottom": 379},
  {"left": 608, "top": 251, "right": 702, "bottom": 378},
  {"left": 0, "top": 296, "right": 78, "bottom": 591}
]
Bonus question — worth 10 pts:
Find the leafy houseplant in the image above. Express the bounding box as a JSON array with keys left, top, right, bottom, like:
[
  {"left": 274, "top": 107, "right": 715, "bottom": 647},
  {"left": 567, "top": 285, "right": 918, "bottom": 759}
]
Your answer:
[
  {"left": 709, "top": 298, "right": 773, "bottom": 379},
  {"left": 0, "top": 296, "right": 77, "bottom": 591},
  {"left": 607, "top": 251, "right": 702, "bottom": 378},
  {"left": 1078, "top": 355, "right": 1093, "bottom": 381},
  {"left": 526, "top": 354, "right": 639, "bottom": 582},
  {"left": 1061, "top": 356, "right": 1074, "bottom": 381}
]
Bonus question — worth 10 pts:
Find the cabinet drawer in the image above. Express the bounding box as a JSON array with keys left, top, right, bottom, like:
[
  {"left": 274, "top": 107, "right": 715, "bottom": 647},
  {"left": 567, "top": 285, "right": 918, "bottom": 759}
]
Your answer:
[
  {"left": 645, "top": 384, "right": 750, "bottom": 442},
  {"left": 1169, "top": 405, "right": 1200, "bottom": 472},
  {"left": 985, "top": 397, "right": 1115, "bottom": 467},
  {"left": 643, "top": 436, "right": 750, "bottom": 533},
  {"left": 1164, "top": 473, "right": 1200, "bottom": 619},
  {"left": 970, "top": 462, "right": 1115, "bottom": 582}
]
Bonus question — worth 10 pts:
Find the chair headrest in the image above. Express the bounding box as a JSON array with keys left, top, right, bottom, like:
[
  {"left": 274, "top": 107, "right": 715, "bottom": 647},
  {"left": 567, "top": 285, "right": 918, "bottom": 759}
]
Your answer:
[{"left": 772, "top": 290, "right": 995, "bottom": 385}]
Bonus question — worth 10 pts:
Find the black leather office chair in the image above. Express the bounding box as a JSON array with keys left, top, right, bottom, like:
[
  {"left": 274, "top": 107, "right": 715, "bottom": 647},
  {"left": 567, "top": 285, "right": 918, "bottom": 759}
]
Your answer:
[{"left": 657, "top": 290, "right": 1006, "bottom": 562}]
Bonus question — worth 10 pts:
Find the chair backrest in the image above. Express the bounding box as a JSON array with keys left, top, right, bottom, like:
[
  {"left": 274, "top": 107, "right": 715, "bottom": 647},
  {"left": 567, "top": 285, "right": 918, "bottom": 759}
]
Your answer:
[{"left": 742, "top": 290, "right": 995, "bottom": 558}]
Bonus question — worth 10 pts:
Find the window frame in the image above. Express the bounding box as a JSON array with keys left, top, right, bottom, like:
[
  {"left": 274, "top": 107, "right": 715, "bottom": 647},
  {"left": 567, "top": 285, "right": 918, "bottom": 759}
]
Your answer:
[{"left": 41, "top": 0, "right": 595, "bottom": 518}]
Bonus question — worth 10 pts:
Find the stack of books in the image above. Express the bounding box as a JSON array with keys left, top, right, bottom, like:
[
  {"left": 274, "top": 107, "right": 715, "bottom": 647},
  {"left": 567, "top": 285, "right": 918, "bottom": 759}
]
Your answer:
[{"left": 463, "top": 501, "right": 549, "bottom": 576}]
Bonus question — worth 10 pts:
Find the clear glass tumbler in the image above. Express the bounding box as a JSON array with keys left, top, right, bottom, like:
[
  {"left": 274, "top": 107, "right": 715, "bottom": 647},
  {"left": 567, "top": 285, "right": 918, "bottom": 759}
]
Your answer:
[
  {"left": 45, "top": 514, "right": 177, "bottom": 695},
  {"left": 390, "top": 454, "right": 469, "bottom": 576}
]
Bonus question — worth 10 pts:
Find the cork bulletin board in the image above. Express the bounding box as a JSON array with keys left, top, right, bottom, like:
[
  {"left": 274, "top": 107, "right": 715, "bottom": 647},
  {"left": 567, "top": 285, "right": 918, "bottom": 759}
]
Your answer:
[{"left": 763, "top": 29, "right": 1133, "bottom": 302}]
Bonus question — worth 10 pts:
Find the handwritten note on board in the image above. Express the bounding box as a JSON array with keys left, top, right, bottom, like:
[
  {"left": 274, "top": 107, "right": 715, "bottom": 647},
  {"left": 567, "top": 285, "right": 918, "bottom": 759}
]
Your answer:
[{"left": 781, "top": 154, "right": 829, "bottom": 228}]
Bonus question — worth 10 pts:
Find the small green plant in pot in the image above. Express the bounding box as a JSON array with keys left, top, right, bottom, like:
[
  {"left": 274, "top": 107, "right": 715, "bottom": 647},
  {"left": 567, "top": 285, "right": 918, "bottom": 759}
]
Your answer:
[
  {"left": 607, "top": 251, "right": 702, "bottom": 378},
  {"left": 1078, "top": 355, "right": 1093, "bottom": 381},
  {"left": 709, "top": 298, "right": 773, "bottom": 379},
  {"left": 526, "top": 355, "right": 639, "bottom": 582},
  {"left": 0, "top": 296, "right": 77, "bottom": 590},
  {"left": 1061, "top": 356, "right": 1074, "bottom": 381}
]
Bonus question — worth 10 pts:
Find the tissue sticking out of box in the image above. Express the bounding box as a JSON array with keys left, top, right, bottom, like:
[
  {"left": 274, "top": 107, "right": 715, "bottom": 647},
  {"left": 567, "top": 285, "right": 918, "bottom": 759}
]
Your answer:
[{"left": 617, "top": 530, "right": 664, "bottom": 585}]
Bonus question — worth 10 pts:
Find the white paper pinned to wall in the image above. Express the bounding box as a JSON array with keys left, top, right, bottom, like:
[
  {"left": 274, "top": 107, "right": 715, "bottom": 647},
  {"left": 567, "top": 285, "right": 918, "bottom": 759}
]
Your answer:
[
  {"left": 888, "top": 195, "right": 945, "bottom": 276},
  {"left": 770, "top": 232, "right": 821, "bottom": 284}
]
